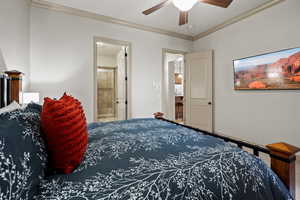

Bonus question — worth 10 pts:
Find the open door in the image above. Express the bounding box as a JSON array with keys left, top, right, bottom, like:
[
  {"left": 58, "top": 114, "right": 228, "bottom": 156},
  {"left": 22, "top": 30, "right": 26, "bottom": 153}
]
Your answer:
[
  {"left": 116, "top": 48, "right": 127, "bottom": 120},
  {"left": 185, "top": 51, "right": 213, "bottom": 132},
  {"left": 167, "top": 61, "right": 176, "bottom": 120}
]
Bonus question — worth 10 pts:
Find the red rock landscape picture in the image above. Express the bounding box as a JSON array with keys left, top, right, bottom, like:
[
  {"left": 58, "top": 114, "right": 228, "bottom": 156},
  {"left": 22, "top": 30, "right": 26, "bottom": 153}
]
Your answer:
[{"left": 234, "top": 47, "right": 300, "bottom": 90}]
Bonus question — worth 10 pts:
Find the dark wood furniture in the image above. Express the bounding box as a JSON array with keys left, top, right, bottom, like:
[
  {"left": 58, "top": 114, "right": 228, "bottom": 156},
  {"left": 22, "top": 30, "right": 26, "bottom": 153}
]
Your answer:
[
  {"left": 267, "top": 142, "right": 300, "bottom": 198},
  {"left": 175, "top": 96, "right": 183, "bottom": 120},
  {"left": 0, "top": 71, "right": 23, "bottom": 108},
  {"left": 5, "top": 70, "right": 23, "bottom": 104},
  {"left": 153, "top": 112, "right": 300, "bottom": 199},
  {"left": 0, "top": 74, "right": 10, "bottom": 108}
]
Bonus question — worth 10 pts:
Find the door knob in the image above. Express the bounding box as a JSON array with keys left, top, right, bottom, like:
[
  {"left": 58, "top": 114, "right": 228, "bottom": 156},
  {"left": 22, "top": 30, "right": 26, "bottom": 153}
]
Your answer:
[{"left": 208, "top": 102, "right": 212, "bottom": 105}]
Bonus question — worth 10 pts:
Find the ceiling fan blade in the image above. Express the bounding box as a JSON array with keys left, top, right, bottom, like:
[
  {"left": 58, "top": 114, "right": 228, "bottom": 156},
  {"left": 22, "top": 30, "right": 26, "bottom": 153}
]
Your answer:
[
  {"left": 179, "top": 11, "right": 188, "bottom": 26},
  {"left": 199, "top": 0, "right": 233, "bottom": 8},
  {"left": 142, "top": 0, "right": 172, "bottom": 15}
]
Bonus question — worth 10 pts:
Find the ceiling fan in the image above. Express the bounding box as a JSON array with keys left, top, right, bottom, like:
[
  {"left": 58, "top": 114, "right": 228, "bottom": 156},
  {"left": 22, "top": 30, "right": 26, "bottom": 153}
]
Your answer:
[{"left": 143, "top": 0, "right": 233, "bottom": 26}]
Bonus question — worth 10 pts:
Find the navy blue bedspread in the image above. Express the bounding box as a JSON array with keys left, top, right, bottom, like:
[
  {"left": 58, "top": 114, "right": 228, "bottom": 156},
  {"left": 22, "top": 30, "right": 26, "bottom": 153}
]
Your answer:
[{"left": 36, "top": 119, "right": 292, "bottom": 200}]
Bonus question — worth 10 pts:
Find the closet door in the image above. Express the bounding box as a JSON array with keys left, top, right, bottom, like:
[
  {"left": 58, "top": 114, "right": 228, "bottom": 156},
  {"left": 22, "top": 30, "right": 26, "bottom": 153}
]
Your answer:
[{"left": 185, "top": 51, "right": 213, "bottom": 132}]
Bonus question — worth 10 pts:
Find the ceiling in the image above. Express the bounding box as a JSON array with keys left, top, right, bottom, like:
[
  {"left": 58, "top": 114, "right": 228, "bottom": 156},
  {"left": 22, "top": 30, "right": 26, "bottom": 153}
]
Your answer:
[{"left": 44, "top": 0, "right": 272, "bottom": 36}]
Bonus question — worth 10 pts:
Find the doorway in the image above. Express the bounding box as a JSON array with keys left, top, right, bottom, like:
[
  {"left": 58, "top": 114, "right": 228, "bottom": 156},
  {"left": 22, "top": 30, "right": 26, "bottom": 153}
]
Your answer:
[
  {"left": 162, "top": 49, "right": 186, "bottom": 123},
  {"left": 94, "top": 37, "right": 131, "bottom": 122},
  {"left": 97, "top": 67, "right": 117, "bottom": 121},
  {"left": 162, "top": 49, "right": 214, "bottom": 131}
]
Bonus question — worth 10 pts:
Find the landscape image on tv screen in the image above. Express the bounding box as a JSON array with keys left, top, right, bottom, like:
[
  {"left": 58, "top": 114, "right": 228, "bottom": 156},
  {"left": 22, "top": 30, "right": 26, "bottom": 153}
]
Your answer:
[{"left": 234, "top": 47, "right": 300, "bottom": 90}]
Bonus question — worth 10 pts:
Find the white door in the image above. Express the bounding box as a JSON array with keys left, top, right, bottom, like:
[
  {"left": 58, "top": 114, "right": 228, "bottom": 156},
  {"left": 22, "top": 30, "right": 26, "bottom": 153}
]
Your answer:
[
  {"left": 167, "top": 61, "right": 175, "bottom": 120},
  {"left": 185, "top": 51, "right": 213, "bottom": 132},
  {"left": 116, "top": 48, "right": 127, "bottom": 120}
]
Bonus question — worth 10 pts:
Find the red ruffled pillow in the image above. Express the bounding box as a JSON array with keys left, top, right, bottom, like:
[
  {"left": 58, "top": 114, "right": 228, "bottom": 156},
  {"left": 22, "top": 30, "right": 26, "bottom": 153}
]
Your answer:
[{"left": 41, "top": 93, "right": 88, "bottom": 174}]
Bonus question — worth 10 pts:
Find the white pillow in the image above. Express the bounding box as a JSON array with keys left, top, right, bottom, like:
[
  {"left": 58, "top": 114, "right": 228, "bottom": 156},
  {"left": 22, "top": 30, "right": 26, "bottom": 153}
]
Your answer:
[{"left": 0, "top": 101, "right": 21, "bottom": 114}]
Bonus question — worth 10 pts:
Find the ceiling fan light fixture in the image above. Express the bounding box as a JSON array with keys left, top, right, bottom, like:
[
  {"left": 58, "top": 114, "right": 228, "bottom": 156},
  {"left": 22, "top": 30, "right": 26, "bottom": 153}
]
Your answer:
[{"left": 172, "top": 0, "right": 198, "bottom": 11}]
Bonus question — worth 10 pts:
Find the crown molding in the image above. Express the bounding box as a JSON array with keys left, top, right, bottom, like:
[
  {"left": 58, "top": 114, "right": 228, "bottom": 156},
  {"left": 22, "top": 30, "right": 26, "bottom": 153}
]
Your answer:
[
  {"left": 31, "top": 0, "right": 285, "bottom": 42},
  {"left": 193, "top": 0, "right": 286, "bottom": 41},
  {"left": 31, "top": 0, "right": 194, "bottom": 41}
]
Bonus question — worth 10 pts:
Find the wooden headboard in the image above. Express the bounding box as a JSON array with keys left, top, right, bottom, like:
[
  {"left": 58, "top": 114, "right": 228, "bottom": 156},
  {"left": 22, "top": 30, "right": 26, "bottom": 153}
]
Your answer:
[
  {"left": 0, "top": 71, "right": 23, "bottom": 108},
  {"left": 0, "top": 75, "right": 11, "bottom": 108}
]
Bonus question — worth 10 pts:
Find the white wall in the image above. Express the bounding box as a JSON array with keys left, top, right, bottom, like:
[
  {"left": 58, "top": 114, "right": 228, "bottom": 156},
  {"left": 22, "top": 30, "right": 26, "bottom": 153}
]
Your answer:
[
  {"left": 30, "top": 7, "right": 192, "bottom": 122},
  {"left": 193, "top": 0, "right": 300, "bottom": 146},
  {"left": 98, "top": 55, "right": 117, "bottom": 67},
  {"left": 0, "top": 0, "right": 31, "bottom": 89}
]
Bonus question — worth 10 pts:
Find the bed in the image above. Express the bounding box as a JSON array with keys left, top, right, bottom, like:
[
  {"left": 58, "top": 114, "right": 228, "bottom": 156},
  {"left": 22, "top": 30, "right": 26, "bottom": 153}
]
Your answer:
[
  {"left": 30, "top": 118, "right": 293, "bottom": 200},
  {"left": 0, "top": 75, "right": 299, "bottom": 200}
]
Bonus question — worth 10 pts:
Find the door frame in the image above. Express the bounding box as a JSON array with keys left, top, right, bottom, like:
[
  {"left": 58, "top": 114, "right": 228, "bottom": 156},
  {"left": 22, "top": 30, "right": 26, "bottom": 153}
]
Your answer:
[
  {"left": 94, "top": 36, "right": 132, "bottom": 122},
  {"left": 162, "top": 48, "right": 187, "bottom": 122}
]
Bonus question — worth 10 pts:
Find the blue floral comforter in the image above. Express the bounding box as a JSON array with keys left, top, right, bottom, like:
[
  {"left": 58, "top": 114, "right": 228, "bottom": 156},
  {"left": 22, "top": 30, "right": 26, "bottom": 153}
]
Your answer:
[{"left": 36, "top": 119, "right": 292, "bottom": 200}]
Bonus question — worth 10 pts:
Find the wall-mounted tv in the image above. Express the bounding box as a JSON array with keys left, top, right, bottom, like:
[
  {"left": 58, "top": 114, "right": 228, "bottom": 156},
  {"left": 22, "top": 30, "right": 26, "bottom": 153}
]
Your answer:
[{"left": 233, "top": 47, "right": 300, "bottom": 90}]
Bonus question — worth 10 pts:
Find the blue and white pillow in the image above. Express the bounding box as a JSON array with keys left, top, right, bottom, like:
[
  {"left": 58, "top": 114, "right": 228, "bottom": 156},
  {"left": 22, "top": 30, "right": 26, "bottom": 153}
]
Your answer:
[{"left": 0, "top": 103, "right": 47, "bottom": 200}]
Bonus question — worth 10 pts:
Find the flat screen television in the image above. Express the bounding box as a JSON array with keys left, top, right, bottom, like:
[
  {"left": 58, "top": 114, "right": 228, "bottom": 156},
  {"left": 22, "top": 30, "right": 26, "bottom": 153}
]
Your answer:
[{"left": 233, "top": 47, "right": 300, "bottom": 90}]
